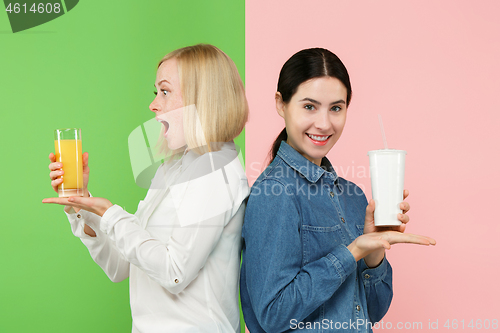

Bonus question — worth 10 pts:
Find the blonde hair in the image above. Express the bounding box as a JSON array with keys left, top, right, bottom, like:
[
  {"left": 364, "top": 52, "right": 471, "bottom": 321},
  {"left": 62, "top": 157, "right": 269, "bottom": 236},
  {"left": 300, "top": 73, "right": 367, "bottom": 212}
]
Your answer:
[{"left": 157, "top": 44, "right": 248, "bottom": 155}]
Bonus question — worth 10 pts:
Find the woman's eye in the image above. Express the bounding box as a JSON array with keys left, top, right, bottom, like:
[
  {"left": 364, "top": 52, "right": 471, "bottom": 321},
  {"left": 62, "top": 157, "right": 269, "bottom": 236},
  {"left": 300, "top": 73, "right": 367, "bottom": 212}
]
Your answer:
[
  {"left": 304, "top": 104, "right": 315, "bottom": 111},
  {"left": 153, "top": 90, "right": 168, "bottom": 96},
  {"left": 331, "top": 105, "right": 341, "bottom": 112}
]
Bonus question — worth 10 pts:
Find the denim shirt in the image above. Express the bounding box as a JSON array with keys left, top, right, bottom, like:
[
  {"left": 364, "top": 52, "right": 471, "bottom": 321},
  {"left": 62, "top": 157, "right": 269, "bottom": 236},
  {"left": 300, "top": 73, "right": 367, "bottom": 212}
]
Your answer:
[{"left": 240, "top": 141, "right": 393, "bottom": 333}]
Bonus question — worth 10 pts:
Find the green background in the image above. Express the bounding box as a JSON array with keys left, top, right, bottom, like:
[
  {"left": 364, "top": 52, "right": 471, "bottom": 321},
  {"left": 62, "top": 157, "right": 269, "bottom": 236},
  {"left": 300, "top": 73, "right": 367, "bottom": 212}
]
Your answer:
[{"left": 0, "top": 1, "right": 245, "bottom": 332}]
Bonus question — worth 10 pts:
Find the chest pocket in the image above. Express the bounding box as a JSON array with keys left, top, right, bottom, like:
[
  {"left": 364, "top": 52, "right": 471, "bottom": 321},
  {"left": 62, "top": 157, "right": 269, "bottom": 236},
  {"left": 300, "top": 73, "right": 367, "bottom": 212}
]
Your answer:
[{"left": 301, "top": 224, "right": 346, "bottom": 266}]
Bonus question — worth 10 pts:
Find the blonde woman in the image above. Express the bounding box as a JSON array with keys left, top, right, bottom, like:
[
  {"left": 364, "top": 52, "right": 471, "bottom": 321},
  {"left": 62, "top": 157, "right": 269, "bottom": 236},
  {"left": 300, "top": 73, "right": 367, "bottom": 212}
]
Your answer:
[{"left": 44, "top": 44, "right": 249, "bottom": 333}]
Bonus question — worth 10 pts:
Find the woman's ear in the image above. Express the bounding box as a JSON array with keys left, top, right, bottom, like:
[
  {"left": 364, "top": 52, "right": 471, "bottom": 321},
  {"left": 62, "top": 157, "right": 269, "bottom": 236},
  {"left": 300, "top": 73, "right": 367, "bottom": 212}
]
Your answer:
[{"left": 276, "top": 92, "right": 285, "bottom": 119}]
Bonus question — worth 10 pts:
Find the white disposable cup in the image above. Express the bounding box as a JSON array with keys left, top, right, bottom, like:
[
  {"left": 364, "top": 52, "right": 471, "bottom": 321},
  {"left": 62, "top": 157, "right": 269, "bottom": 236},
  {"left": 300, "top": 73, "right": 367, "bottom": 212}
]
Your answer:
[{"left": 368, "top": 149, "right": 406, "bottom": 226}]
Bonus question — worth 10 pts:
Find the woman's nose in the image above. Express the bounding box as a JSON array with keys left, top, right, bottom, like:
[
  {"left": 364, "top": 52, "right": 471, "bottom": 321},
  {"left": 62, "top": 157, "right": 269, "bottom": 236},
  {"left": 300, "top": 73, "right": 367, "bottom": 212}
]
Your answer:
[
  {"left": 314, "top": 110, "right": 331, "bottom": 130},
  {"left": 149, "top": 97, "right": 159, "bottom": 113}
]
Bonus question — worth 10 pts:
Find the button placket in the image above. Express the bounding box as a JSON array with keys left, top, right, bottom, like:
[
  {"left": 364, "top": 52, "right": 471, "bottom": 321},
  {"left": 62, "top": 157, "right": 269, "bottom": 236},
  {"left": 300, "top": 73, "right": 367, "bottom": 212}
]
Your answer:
[{"left": 328, "top": 186, "right": 351, "bottom": 243}]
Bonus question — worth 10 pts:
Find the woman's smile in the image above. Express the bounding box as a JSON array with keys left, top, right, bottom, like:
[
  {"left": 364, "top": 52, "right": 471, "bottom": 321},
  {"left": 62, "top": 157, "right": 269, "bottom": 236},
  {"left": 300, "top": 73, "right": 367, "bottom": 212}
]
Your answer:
[{"left": 306, "top": 133, "right": 332, "bottom": 145}]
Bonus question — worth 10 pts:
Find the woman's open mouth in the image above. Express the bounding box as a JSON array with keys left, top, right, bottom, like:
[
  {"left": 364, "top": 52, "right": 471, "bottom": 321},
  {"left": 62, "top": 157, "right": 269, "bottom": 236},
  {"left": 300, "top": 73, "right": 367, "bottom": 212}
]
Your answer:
[
  {"left": 158, "top": 119, "right": 169, "bottom": 137},
  {"left": 306, "top": 133, "right": 332, "bottom": 146}
]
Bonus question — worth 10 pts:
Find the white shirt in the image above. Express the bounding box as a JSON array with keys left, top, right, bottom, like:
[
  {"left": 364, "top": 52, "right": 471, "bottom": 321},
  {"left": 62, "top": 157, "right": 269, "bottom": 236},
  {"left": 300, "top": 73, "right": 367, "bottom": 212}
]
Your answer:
[{"left": 66, "top": 143, "right": 249, "bottom": 333}]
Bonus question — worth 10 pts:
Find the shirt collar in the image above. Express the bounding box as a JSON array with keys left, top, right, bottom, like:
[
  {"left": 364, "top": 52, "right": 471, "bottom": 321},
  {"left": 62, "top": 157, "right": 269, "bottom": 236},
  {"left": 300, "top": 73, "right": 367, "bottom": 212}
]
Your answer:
[
  {"left": 181, "top": 141, "right": 237, "bottom": 169},
  {"left": 276, "top": 141, "right": 338, "bottom": 184}
]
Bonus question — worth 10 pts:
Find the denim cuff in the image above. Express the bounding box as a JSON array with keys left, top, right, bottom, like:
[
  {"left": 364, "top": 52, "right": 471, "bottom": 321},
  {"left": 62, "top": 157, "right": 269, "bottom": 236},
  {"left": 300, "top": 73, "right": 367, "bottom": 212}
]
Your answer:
[
  {"left": 325, "top": 245, "right": 357, "bottom": 284},
  {"left": 360, "top": 256, "right": 388, "bottom": 285}
]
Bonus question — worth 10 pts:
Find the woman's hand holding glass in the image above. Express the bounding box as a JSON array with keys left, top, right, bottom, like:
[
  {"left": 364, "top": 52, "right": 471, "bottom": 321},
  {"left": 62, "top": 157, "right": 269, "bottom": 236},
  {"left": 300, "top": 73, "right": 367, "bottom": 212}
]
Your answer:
[
  {"left": 347, "top": 189, "right": 436, "bottom": 267},
  {"left": 44, "top": 152, "right": 112, "bottom": 236},
  {"left": 48, "top": 151, "right": 90, "bottom": 197}
]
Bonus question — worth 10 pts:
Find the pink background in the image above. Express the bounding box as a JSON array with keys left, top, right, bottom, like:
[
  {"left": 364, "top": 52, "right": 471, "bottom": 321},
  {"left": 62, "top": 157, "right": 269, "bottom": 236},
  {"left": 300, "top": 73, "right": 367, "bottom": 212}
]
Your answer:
[{"left": 245, "top": 0, "right": 500, "bottom": 331}]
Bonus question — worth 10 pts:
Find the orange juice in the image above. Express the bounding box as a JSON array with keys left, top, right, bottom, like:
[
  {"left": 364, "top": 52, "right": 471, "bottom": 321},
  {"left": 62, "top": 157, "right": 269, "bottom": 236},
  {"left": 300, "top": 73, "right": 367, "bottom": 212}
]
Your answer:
[{"left": 54, "top": 139, "right": 83, "bottom": 197}]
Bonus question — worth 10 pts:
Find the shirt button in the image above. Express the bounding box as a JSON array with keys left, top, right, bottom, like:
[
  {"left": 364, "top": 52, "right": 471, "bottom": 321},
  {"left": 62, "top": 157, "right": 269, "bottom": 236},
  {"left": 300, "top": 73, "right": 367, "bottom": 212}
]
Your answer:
[
  {"left": 341, "top": 217, "right": 345, "bottom": 223},
  {"left": 365, "top": 274, "right": 370, "bottom": 279},
  {"left": 329, "top": 191, "right": 334, "bottom": 198},
  {"left": 174, "top": 279, "right": 179, "bottom": 283},
  {"left": 76, "top": 214, "right": 81, "bottom": 219},
  {"left": 356, "top": 305, "right": 361, "bottom": 311}
]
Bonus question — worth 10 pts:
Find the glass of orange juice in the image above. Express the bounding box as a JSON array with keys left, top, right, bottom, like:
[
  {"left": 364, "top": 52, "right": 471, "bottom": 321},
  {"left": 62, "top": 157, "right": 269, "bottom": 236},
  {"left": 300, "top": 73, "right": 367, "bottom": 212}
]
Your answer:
[{"left": 54, "top": 128, "right": 84, "bottom": 197}]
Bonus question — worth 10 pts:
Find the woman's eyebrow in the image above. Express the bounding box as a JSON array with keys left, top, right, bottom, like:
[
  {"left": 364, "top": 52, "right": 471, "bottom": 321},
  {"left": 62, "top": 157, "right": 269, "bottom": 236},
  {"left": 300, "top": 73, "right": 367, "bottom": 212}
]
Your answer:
[
  {"left": 330, "top": 99, "right": 346, "bottom": 105},
  {"left": 299, "top": 97, "right": 321, "bottom": 105},
  {"left": 299, "top": 97, "right": 346, "bottom": 105},
  {"left": 156, "top": 79, "right": 171, "bottom": 86}
]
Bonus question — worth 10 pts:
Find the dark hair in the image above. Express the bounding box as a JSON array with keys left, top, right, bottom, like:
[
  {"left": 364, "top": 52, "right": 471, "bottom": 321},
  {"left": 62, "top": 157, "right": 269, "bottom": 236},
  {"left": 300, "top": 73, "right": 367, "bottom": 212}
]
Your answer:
[{"left": 269, "top": 48, "right": 352, "bottom": 162}]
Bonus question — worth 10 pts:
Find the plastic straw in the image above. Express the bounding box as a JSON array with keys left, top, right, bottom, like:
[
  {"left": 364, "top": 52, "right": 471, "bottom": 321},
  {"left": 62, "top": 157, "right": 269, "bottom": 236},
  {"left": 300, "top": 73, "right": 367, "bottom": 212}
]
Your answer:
[{"left": 378, "top": 114, "right": 388, "bottom": 149}]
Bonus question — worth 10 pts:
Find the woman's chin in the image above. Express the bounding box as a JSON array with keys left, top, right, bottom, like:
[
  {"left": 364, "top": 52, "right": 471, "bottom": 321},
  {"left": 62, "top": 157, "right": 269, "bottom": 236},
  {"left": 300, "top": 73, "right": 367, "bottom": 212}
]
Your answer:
[
  {"left": 167, "top": 143, "right": 177, "bottom": 150},
  {"left": 167, "top": 141, "right": 186, "bottom": 151}
]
